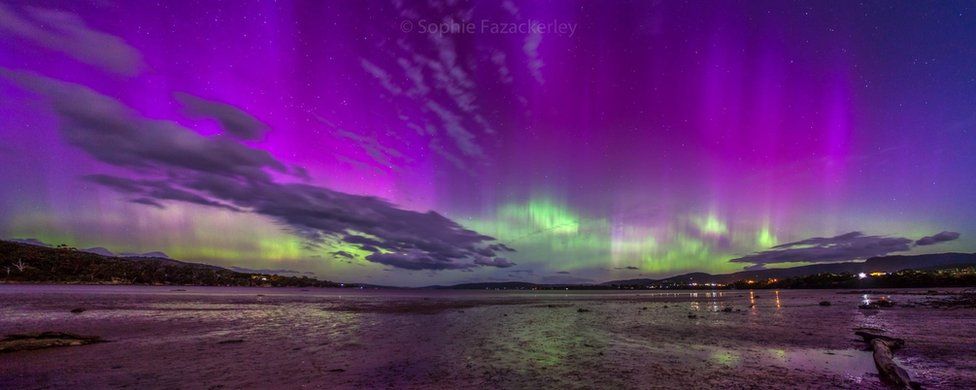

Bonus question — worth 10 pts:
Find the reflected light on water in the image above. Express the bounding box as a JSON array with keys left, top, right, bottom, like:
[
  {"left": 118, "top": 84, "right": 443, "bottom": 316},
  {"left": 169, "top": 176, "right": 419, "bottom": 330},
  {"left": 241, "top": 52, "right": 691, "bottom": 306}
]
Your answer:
[
  {"left": 749, "top": 290, "right": 757, "bottom": 314},
  {"left": 711, "top": 349, "right": 741, "bottom": 366}
]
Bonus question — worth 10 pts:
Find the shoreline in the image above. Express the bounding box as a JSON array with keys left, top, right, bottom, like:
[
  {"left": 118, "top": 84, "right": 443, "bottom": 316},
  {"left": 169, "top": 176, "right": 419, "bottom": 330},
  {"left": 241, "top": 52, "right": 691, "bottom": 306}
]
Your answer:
[{"left": 3, "top": 286, "right": 975, "bottom": 388}]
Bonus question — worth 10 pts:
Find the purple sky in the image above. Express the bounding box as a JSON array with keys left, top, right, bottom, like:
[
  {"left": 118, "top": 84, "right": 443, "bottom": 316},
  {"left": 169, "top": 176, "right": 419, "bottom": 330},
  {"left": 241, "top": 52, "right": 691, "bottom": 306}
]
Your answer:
[{"left": 1, "top": 0, "right": 974, "bottom": 286}]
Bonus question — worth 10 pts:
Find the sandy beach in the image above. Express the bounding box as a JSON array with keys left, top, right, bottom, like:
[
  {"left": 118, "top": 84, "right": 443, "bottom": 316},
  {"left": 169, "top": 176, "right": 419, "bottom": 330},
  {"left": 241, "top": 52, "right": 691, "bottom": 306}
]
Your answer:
[{"left": 1, "top": 285, "right": 974, "bottom": 389}]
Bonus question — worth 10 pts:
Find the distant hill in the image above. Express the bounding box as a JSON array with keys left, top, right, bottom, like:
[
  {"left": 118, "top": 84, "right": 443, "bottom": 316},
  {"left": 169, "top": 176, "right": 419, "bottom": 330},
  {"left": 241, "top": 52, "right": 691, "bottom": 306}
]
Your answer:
[
  {"left": 0, "top": 240, "right": 343, "bottom": 288},
  {"left": 429, "top": 253, "right": 976, "bottom": 289},
  {"left": 429, "top": 282, "right": 550, "bottom": 290},
  {"left": 81, "top": 247, "right": 115, "bottom": 257},
  {"left": 11, "top": 238, "right": 173, "bottom": 260},
  {"left": 5, "top": 238, "right": 973, "bottom": 290},
  {"left": 603, "top": 253, "right": 976, "bottom": 286}
]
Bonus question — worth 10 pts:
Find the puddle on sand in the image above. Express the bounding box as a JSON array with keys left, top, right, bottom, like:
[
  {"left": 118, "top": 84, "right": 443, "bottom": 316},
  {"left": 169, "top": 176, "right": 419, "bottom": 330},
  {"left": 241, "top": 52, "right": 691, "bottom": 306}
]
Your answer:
[
  {"left": 765, "top": 348, "right": 876, "bottom": 377},
  {"left": 710, "top": 347, "right": 877, "bottom": 381}
]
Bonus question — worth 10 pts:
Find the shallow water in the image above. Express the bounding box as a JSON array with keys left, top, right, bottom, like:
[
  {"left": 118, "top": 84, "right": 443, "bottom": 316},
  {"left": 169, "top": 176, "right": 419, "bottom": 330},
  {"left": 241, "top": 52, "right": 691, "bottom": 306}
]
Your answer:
[{"left": 1, "top": 285, "right": 974, "bottom": 389}]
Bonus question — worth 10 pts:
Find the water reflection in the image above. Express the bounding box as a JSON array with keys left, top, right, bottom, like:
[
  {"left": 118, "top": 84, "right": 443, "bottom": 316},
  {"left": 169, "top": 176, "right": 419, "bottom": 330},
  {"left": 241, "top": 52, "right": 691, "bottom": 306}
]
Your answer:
[
  {"left": 0, "top": 285, "right": 962, "bottom": 388},
  {"left": 749, "top": 290, "right": 758, "bottom": 315},
  {"left": 766, "top": 348, "right": 875, "bottom": 381},
  {"left": 711, "top": 349, "right": 741, "bottom": 366}
]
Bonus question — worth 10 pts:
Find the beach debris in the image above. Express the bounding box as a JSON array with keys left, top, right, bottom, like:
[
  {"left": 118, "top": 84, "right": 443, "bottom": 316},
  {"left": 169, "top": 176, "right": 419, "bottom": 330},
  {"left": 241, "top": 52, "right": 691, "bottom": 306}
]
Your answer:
[
  {"left": 70, "top": 308, "right": 86, "bottom": 314},
  {"left": 819, "top": 301, "right": 831, "bottom": 306},
  {"left": 577, "top": 308, "right": 590, "bottom": 313},
  {"left": 0, "top": 332, "right": 102, "bottom": 353},
  {"left": 687, "top": 313, "right": 697, "bottom": 319},
  {"left": 855, "top": 330, "right": 919, "bottom": 389},
  {"left": 721, "top": 307, "right": 733, "bottom": 313},
  {"left": 217, "top": 339, "right": 245, "bottom": 345},
  {"left": 924, "top": 290, "right": 976, "bottom": 309},
  {"left": 859, "top": 297, "right": 895, "bottom": 310}
]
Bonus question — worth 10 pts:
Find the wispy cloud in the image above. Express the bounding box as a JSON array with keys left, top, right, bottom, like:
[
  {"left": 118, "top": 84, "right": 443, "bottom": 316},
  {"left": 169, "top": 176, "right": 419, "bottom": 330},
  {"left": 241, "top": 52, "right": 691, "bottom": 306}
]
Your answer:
[
  {"left": 0, "top": 4, "right": 143, "bottom": 76},
  {"left": 347, "top": 1, "right": 548, "bottom": 176}
]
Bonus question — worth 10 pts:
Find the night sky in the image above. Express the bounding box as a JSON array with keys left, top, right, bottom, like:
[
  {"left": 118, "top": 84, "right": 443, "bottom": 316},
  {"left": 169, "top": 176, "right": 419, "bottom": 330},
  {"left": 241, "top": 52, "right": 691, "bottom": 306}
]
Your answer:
[{"left": 1, "top": 0, "right": 974, "bottom": 286}]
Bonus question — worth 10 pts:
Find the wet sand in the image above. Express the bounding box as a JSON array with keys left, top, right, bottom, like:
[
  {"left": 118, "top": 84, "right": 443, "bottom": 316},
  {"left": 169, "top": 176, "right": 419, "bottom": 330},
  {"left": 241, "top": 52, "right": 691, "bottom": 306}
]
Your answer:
[{"left": 1, "top": 285, "right": 974, "bottom": 389}]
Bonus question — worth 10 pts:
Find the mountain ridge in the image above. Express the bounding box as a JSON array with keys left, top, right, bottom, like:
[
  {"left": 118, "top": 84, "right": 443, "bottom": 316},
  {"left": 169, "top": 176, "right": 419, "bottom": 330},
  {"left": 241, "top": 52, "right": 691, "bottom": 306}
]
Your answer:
[{"left": 603, "top": 252, "right": 976, "bottom": 286}]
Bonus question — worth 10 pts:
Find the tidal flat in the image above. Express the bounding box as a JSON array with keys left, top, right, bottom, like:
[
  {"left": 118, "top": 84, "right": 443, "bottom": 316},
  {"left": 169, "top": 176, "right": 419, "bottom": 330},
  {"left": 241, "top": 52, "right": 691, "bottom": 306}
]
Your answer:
[{"left": 1, "top": 285, "right": 974, "bottom": 389}]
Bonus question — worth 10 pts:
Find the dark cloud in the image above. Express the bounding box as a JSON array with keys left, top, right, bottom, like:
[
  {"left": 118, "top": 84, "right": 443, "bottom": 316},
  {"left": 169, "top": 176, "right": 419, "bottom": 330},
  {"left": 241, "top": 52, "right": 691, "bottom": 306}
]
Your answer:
[
  {"left": 0, "top": 4, "right": 143, "bottom": 76},
  {"left": 4, "top": 70, "right": 515, "bottom": 271},
  {"left": 130, "top": 197, "right": 165, "bottom": 209},
  {"left": 365, "top": 251, "right": 469, "bottom": 270},
  {"left": 5, "top": 72, "right": 292, "bottom": 183},
  {"left": 612, "top": 266, "right": 640, "bottom": 271},
  {"left": 730, "top": 231, "right": 913, "bottom": 266},
  {"left": 84, "top": 174, "right": 143, "bottom": 193},
  {"left": 489, "top": 243, "right": 516, "bottom": 252},
  {"left": 769, "top": 231, "right": 864, "bottom": 249},
  {"left": 83, "top": 174, "right": 240, "bottom": 212},
  {"left": 176, "top": 92, "right": 269, "bottom": 141},
  {"left": 915, "top": 231, "right": 960, "bottom": 246}
]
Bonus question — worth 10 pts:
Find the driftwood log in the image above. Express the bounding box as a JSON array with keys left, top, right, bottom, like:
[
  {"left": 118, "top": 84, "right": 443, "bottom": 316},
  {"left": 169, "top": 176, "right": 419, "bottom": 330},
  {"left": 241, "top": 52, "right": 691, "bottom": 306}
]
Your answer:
[{"left": 855, "top": 331, "right": 918, "bottom": 389}]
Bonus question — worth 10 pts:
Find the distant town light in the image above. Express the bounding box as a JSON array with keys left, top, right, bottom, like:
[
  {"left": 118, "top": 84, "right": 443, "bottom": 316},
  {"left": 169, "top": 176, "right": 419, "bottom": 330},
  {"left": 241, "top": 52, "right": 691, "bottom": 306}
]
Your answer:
[{"left": 858, "top": 272, "right": 867, "bottom": 279}]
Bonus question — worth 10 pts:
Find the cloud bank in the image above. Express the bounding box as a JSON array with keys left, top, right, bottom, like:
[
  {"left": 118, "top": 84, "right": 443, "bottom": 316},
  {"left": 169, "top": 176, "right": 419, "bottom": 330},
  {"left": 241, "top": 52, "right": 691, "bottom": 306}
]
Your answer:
[
  {"left": 3, "top": 70, "right": 514, "bottom": 271},
  {"left": 915, "top": 231, "right": 960, "bottom": 246},
  {"left": 731, "top": 230, "right": 959, "bottom": 266}
]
